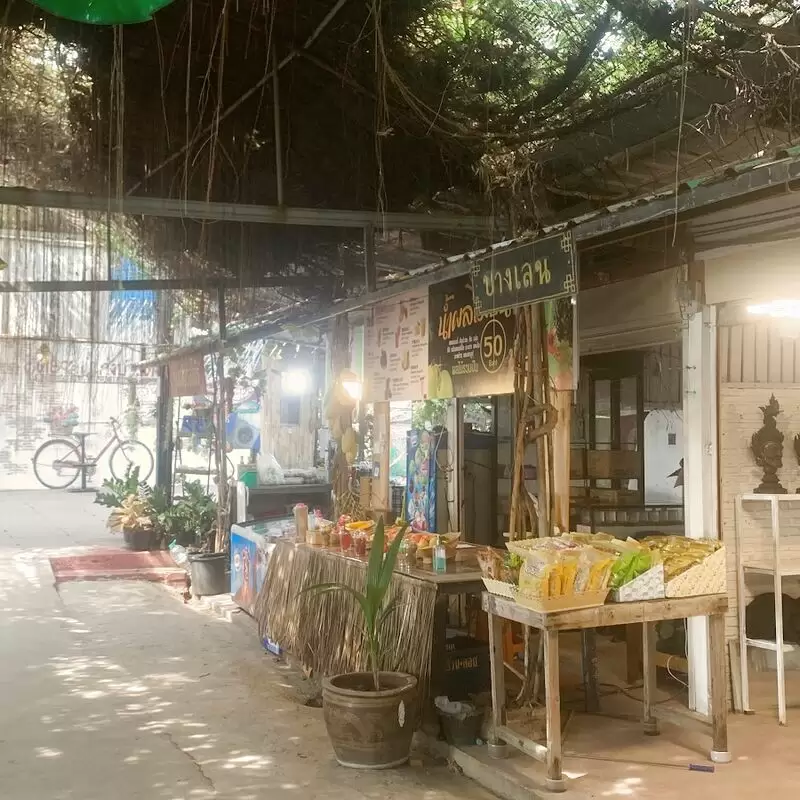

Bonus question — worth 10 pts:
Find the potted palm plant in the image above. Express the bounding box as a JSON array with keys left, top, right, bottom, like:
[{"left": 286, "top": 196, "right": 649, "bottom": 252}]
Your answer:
[{"left": 304, "top": 519, "right": 416, "bottom": 769}]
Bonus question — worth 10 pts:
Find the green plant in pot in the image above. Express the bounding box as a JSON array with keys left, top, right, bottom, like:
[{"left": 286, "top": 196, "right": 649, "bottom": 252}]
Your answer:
[
  {"left": 176, "top": 481, "right": 228, "bottom": 598},
  {"left": 107, "top": 493, "right": 156, "bottom": 551},
  {"left": 303, "top": 519, "right": 416, "bottom": 769},
  {"left": 95, "top": 465, "right": 146, "bottom": 510}
]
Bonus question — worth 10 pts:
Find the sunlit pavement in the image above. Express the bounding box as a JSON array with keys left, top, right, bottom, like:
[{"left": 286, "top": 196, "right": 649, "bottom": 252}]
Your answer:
[{"left": 0, "top": 492, "right": 495, "bottom": 800}]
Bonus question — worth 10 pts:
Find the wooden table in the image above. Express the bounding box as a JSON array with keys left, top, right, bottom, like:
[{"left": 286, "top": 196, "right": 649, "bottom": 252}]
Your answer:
[
  {"left": 482, "top": 593, "right": 730, "bottom": 792},
  {"left": 256, "top": 541, "right": 484, "bottom": 701}
]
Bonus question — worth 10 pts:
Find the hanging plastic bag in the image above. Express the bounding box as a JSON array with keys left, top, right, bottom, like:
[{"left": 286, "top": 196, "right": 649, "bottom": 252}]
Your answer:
[{"left": 257, "top": 451, "right": 284, "bottom": 485}]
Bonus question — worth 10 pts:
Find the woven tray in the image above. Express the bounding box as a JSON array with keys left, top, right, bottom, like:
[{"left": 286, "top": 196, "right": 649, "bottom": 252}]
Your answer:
[
  {"left": 665, "top": 545, "right": 726, "bottom": 597},
  {"left": 482, "top": 577, "right": 516, "bottom": 599},
  {"left": 513, "top": 589, "right": 608, "bottom": 613}
]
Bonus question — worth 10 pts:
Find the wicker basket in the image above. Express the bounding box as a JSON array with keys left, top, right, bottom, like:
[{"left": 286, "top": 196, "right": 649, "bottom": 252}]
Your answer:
[
  {"left": 482, "top": 578, "right": 516, "bottom": 598},
  {"left": 665, "top": 545, "right": 726, "bottom": 597},
  {"left": 505, "top": 539, "right": 541, "bottom": 558}
]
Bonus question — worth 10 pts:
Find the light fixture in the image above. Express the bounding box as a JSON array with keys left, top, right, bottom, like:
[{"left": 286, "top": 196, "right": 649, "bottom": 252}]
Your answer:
[
  {"left": 747, "top": 300, "right": 800, "bottom": 319},
  {"left": 340, "top": 369, "right": 362, "bottom": 401},
  {"left": 281, "top": 369, "right": 310, "bottom": 396}
]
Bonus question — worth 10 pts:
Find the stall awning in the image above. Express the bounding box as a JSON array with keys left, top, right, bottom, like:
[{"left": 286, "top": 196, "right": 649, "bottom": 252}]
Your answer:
[{"left": 579, "top": 268, "right": 683, "bottom": 354}]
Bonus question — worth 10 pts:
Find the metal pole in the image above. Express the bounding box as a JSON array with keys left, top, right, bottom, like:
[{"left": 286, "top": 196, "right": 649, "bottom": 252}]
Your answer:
[
  {"left": 155, "top": 291, "right": 174, "bottom": 495},
  {"left": 364, "top": 224, "right": 376, "bottom": 292},
  {"left": 215, "top": 285, "right": 230, "bottom": 551},
  {"left": 272, "top": 49, "right": 285, "bottom": 207}
]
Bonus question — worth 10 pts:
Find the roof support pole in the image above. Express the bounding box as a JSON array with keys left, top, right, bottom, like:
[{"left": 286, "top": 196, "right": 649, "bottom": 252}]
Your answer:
[
  {"left": 364, "top": 224, "right": 376, "bottom": 293},
  {"left": 155, "top": 291, "right": 174, "bottom": 495},
  {"left": 272, "top": 48, "right": 285, "bottom": 208},
  {"left": 215, "top": 285, "right": 230, "bottom": 551},
  {"left": 683, "top": 303, "right": 719, "bottom": 716}
]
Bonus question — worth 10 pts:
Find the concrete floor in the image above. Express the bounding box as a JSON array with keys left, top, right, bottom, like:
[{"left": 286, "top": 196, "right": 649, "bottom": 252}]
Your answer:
[{"left": 0, "top": 492, "right": 496, "bottom": 800}]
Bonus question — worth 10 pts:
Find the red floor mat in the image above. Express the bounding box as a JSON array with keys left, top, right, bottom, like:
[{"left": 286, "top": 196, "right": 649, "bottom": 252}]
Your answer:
[{"left": 49, "top": 549, "right": 188, "bottom": 587}]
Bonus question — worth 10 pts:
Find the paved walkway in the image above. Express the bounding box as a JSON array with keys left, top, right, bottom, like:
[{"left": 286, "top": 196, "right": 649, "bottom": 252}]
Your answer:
[{"left": 0, "top": 492, "right": 494, "bottom": 800}]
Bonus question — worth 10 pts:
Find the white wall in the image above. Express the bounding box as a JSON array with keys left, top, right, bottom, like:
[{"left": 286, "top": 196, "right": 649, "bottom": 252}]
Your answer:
[{"left": 644, "top": 409, "right": 683, "bottom": 504}]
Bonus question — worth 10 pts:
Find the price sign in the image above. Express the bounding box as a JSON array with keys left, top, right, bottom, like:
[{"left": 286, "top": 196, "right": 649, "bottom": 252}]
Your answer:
[
  {"left": 428, "top": 276, "right": 515, "bottom": 399},
  {"left": 480, "top": 318, "right": 508, "bottom": 374}
]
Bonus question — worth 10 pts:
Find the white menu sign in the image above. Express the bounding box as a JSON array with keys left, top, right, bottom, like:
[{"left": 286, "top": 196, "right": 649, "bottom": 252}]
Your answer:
[{"left": 363, "top": 289, "right": 428, "bottom": 402}]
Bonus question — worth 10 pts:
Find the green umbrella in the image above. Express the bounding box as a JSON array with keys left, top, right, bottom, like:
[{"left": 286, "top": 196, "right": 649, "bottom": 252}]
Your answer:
[{"left": 29, "top": 0, "right": 176, "bottom": 25}]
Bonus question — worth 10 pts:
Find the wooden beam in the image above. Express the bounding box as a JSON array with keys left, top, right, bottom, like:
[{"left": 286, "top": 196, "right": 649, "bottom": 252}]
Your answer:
[
  {"left": 0, "top": 277, "right": 311, "bottom": 293},
  {"left": 0, "top": 186, "right": 503, "bottom": 233}
]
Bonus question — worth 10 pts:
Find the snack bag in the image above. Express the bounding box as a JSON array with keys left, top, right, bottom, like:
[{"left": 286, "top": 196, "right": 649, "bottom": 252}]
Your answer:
[
  {"left": 573, "top": 547, "right": 615, "bottom": 594},
  {"left": 477, "top": 547, "right": 504, "bottom": 581},
  {"left": 519, "top": 548, "right": 560, "bottom": 599}
]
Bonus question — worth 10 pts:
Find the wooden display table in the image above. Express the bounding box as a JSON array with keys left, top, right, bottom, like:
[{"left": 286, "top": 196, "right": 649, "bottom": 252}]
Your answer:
[{"left": 482, "top": 592, "right": 730, "bottom": 792}]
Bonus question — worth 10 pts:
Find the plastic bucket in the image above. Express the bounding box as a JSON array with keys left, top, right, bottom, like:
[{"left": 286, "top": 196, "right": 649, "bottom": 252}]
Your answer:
[
  {"left": 189, "top": 552, "right": 229, "bottom": 598},
  {"left": 438, "top": 706, "right": 483, "bottom": 747}
]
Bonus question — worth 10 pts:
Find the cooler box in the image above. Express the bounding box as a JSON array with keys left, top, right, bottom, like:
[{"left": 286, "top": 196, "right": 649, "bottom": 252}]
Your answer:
[{"left": 230, "top": 516, "right": 296, "bottom": 654}]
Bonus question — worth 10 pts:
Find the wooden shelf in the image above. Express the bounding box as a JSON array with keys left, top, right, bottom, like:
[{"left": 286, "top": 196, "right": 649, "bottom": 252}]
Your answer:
[
  {"left": 745, "top": 637, "right": 797, "bottom": 653},
  {"left": 740, "top": 494, "right": 800, "bottom": 503},
  {"left": 742, "top": 562, "right": 800, "bottom": 577},
  {"left": 736, "top": 492, "right": 799, "bottom": 724}
]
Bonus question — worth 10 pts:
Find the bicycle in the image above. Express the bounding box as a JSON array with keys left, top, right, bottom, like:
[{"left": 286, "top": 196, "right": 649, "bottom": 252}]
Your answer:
[{"left": 32, "top": 417, "right": 155, "bottom": 490}]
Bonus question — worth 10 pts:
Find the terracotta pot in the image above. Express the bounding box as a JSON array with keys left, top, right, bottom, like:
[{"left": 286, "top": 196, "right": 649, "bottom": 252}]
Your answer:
[
  {"left": 322, "top": 672, "right": 417, "bottom": 769},
  {"left": 123, "top": 528, "right": 155, "bottom": 551}
]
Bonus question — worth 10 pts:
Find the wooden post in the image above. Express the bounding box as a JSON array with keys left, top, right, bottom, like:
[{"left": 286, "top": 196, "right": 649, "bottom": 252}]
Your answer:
[
  {"left": 544, "top": 629, "right": 565, "bottom": 792},
  {"left": 487, "top": 611, "right": 508, "bottom": 756},
  {"left": 709, "top": 612, "right": 732, "bottom": 762},
  {"left": 371, "top": 401, "right": 391, "bottom": 518},
  {"left": 551, "top": 390, "right": 572, "bottom": 531},
  {"left": 532, "top": 304, "right": 550, "bottom": 539},
  {"left": 642, "top": 622, "right": 659, "bottom": 735}
]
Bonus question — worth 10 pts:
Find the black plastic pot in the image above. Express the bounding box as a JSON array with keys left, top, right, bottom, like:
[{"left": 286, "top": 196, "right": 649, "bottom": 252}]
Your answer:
[
  {"left": 123, "top": 528, "right": 156, "bottom": 551},
  {"left": 189, "top": 552, "right": 229, "bottom": 598}
]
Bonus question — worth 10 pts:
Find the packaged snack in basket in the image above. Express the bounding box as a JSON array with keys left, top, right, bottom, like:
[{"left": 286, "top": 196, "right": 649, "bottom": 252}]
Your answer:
[
  {"left": 518, "top": 548, "right": 558, "bottom": 599},
  {"left": 641, "top": 535, "right": 720, "bottom": 581},
  {"left": 609, "top": 548, "right": 654, "bottom": 590},
  {"left": 477, "top": 547, "right": 523, "bottom": 585},
  {"left": 477, "top": 547, "right": 503, "bottom": 580},
  {"left": 573, "top": 547, "right": 615, "bottom": 594}
]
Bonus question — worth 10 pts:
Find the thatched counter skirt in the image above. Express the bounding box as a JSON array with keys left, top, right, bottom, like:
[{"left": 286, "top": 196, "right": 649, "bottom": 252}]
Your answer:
[{"left": 255, "top": 541, "right": 438, "bottom": 698}]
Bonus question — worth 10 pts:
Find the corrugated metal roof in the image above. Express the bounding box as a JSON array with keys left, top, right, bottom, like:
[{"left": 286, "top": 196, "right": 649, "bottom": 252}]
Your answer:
[{"left": 144, "top": 145, "right": 800, "bottom": 365}]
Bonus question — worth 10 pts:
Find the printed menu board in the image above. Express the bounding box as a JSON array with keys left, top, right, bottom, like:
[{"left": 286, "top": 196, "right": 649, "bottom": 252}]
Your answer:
[
  {"left": 363, "top": 289, "right": 428, "bottom": 402},
  {"left": 428, "top": 275, "right": 515, "bottom": 399}
]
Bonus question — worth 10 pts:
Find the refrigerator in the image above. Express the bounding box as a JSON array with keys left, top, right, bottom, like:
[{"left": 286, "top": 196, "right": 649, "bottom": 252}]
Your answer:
[
  {"left": 230, "top": 516, "right": 296, "bottom": 654},
  {"left": 405, "top": 429, "right": 448, "bottom": 532}
]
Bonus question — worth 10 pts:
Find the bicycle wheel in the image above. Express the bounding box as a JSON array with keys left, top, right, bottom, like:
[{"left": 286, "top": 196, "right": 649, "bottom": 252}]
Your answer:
[
  {"left": 33, "top": 438, "right": 81, "bottom": 490},
  {"left": 110, "top": 439, "right": 154, "bottom": 482}
]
